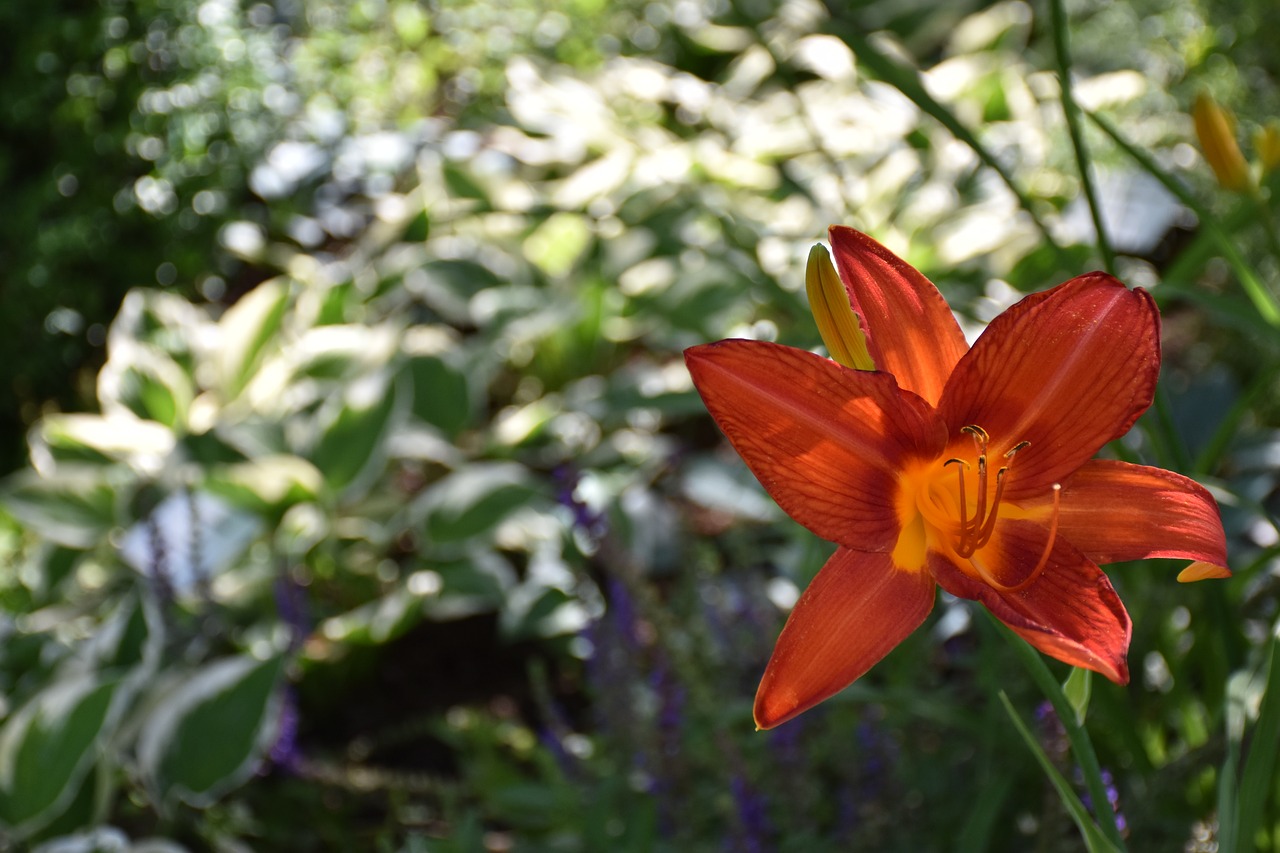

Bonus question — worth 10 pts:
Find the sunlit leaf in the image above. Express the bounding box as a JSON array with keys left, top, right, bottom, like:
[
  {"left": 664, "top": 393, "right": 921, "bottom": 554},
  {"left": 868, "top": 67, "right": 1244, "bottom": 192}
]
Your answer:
[
  {"left": 310, "top": 371, "right": 407, "bottom": 498},
  {"left": 205, "top": 454, "right": 323, "bottom": 516},
  {"left": 216, "top": 278, "right": 290, "bottom": 400}
]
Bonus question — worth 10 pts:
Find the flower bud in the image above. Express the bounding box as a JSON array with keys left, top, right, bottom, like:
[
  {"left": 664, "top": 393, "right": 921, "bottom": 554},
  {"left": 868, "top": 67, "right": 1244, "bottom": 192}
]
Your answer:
[
  {"left": 1192, "top": 93, "right": 1250, "bottom": 191},
  {"left": 805, "top": 244, "right": 875, "bottom": 370}
]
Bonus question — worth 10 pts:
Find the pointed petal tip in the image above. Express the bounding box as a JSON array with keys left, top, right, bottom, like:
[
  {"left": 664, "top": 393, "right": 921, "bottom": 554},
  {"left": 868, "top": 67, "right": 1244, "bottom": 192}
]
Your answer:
[
  {"left": 752, "top": 690, "right": 798, "bottom": 731},
  {"left": 1177, "top": 561, "right": 1233, "bottom": 582}
]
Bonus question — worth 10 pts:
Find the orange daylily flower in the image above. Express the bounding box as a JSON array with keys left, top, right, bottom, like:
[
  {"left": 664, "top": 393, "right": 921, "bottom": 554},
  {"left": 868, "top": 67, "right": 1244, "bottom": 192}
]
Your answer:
[{"left": 685, "top": 226, "right": 1230, "bottom": 730}]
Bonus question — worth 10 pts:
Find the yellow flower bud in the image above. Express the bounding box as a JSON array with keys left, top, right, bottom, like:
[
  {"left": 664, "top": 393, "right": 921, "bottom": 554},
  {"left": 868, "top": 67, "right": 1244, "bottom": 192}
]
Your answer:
[
  {"left": 1192, "top": 93, "right": 1251, "bottom": 191},
  {"left": 805, "top": 244, "right": 875, "bottom": 371},
  {"left": 1254, "top": 119, "right": 1280, "bottom": 175}
]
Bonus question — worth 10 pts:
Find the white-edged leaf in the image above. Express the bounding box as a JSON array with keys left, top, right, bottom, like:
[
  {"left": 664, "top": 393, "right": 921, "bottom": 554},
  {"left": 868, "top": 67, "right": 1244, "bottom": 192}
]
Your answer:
[
  {"left": 309, "top": 370, "right": 407, "bottom": 499},
  {"left": 2, "top": 467, "right": 119, "bottom": 548},
  {"left": 0, "top": 674, "right": 122, "bottom": 837},
  {"left": 30, "top": 414, "right": 175, "bottom": 476},
  {"left": 204, "top": 454, "right": 323, "bottom": 516},
  {"left": 414, "top": 462, "right": 540, "bottom": 542},
  {"left": 137, "top": 655, "right": 284, "bottom": 808},
  {"left": 216, "top": 279, "right": 290, "bottom": 400}
]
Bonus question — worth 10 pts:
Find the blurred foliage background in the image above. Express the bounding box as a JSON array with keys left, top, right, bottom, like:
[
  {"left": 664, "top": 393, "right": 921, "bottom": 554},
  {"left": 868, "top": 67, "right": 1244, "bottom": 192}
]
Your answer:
[{"left": 2, "top": 0, "right": 1279, "bottom": 849}]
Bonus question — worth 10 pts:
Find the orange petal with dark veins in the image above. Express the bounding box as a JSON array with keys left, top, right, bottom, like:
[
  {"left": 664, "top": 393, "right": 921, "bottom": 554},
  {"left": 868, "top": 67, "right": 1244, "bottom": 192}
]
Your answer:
[
  {"left": 930, "top": 527, "right": 1132, "bottom": 683},
  {"left": 685, "top": 340, "right": 947, "bottom": 553},
  {"left": 938, "top": 274, "right": 1160, "bottom": 502},
  {"left": 828, "top": 226, "right": 969, "bottom": 407},
  {"left": 754, "top": 548, "right": 935, "bottom": 729}
]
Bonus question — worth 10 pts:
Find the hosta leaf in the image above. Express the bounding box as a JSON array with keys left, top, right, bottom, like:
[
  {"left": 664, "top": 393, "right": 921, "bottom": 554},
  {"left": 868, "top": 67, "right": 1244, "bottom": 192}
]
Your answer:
[
  {"left": 0, "top": 674, "right": 122, "bottom": 837},
  {"left": 137, "top": 655, "right": 284, "bottom": 808},
  {"left": 216, "top": 279, "right": 290, "bottom": 400}
]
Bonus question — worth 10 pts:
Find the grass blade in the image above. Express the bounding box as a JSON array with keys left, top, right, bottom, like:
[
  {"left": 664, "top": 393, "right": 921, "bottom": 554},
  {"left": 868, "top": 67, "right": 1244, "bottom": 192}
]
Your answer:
[
  {"left": 988, "top": 613, "right": 1128, "bottom": 850},
  {"left": 1088, "top": 109, "right": 1280, "bottom": 328},
  {"left": 998, "top": 691, "right": 1122, "bottom": 853},
  {"left": 1048, "top": 0, "right": 1114, "bottom": 275},
  {"left": 1234, "top": 627, "right": 1280, "bottom": 852}
]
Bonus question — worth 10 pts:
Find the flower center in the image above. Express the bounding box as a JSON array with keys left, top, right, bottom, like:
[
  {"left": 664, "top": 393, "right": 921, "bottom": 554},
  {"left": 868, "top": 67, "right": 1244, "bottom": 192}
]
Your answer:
[
  {"left": 893, "top": 424, "right": 1061, "bottom": 592},
  {"left": 946, "top": 425, "right": 1024, "bottom": 559}
]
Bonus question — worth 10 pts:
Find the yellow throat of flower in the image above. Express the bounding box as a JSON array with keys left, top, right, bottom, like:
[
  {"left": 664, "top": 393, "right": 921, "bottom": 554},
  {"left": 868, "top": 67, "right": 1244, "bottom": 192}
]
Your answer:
[{"left": 892, "top": 425, "right": 1061, "bottom": 591}]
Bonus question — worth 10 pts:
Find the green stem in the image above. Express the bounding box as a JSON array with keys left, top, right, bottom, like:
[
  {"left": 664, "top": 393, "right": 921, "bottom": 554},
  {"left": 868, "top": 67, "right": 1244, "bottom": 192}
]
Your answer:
[
  {"left": 1247, "top": 182, "right": 1280, "bottom": 261},
  {"left": 1049, "top": 0, "right": 1115, "bottom": 275},
  {"left": 1151, "top": 385, "right": 1191, "bottom": 472},
  {"left": 998, "top": 692, "right": 1122, "bottom": 853},
  {"left": 1088, "top": 109, "right": 1280, "bottom": 327},
  {"left": 1193, "top": 363, "right": 1280, "bottom": 475},
  {"left": 839, "top": 29, "right": 1065, "bottom": 259},
  {"left": 986, "top": 612, "right": 1128, "bottom": 851}
]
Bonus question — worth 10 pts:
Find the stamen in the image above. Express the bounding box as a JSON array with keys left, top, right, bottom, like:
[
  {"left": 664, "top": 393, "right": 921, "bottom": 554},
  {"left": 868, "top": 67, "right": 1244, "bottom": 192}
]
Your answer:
[
  {"left": 962, "top": 424, "right": 990, "bottom": 453},
  {"left": 971, "top": 467, "right": 1009, "bottom": 549},
  {"left": 949, "top": 430, "right": 1036, "bottom": 560},
  {"left": 945, "top": 459, "right": 971, "bottom": 554},
  {"left": 969, "top": 484, "right": 1061, "bottom": 593}
]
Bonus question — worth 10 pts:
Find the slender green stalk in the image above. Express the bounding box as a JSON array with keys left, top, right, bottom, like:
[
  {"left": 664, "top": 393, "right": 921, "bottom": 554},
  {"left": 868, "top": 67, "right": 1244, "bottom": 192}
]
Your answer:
[
  {"left": 841, "top": 29, "right": 1065, "bottom": 258},
  {"left": 1235, "top": 629, "right": 1280, "bottom": 853},
  {"left": 987, "top": 613, "right": 1128, "bottom": 850},
  {"left": 997, "top": 692, "right": 1122, "bottom": 853},
  {"left": 1193, "top": 363, "right": 1280, "bottom": 475},
  {"left": 1088, "top": 109, "right": 1280, "bottom": 327},
  {"left": 1049, "top": 0, "right": 1115, "bottom": 275},
  {"left": 1151, "top": 386, "right": 1191, "bottom": 472},
  {"left": 1247, "top": 183, "right": 1280, "bottom": 261}
]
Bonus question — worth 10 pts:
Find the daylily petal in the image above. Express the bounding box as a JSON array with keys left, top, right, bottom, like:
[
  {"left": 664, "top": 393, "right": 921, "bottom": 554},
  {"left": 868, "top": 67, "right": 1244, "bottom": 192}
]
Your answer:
[
  {"left": 754, "top": 548, "right": 935, "bottom": 729},
  {"left": 685, "top": 340, "right": 947, "bottom": 552},
  {"left": 931, "top": 522, "right": 1131, "bottom": 683},
  {"left": 938, "top": 274, "right": 1159, "bottom": 502},
  {"left": 1049, "top": 460, "right": 1230, "bottom": 573},
  {"left": 828, "top": 226, "right": 968, "bottom": 407}
]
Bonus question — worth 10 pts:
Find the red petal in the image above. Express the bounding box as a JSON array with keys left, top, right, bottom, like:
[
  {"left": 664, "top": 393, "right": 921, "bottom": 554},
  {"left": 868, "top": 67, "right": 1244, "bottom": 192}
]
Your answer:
[
  {"left": 685, "top": 340, "right": 947, "bottom": 552},
  {"left": 1052, "top": 460, "right": 1229, "bottom": 571},
  {"left": 938, "top": 274, "right": 1160, "bottom": 502},
  {"left": 754, "top": 548, "right": 935, "bottom": 729},
  {"left": 828, "top": 226, "right": 968, "bottom": 407},
  {"left": 930, "top": 521, "right": 1132, "bottom": 683}
]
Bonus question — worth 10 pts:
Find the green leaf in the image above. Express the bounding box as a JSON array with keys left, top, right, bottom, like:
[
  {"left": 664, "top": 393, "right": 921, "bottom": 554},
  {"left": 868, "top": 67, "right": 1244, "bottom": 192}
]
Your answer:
[
  {"left": 84, "top": 594, "right": 163, "bottom": 675},
  {"left": 310, "top": 371, "right": 406, "bottom": 497},
  {"left": 1233, "top": 629, "right": 1280, "bottom": 853},
  {"left": 3, "top": 468, "right": 118, "bottom": 549},
  {"left": 216, "top": 278, "right": 291, "bottom": 400},
  {"left": 1064, "top": 667, "right": 1092, "bottom": 726},
  {"left": 416, "top": 463, "right": 540, "bottom": 542},
  {"left": 205, "top": 454, "right": 323, "bottom": 517},
  {"left": 998, "top": 692, "right": 1121, "bottom": 853},
  {"left": 0, "top": 675, "right": 121, "bottom": 836},
  {"left": 408, "top": 354, "right": 470, "bottom": 438},
  {"left": 988, "top": 613, "right": 1126, "bottom": 850},
  {"left": 137, "top": 655, "right": 284, "bottom": 808}
]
